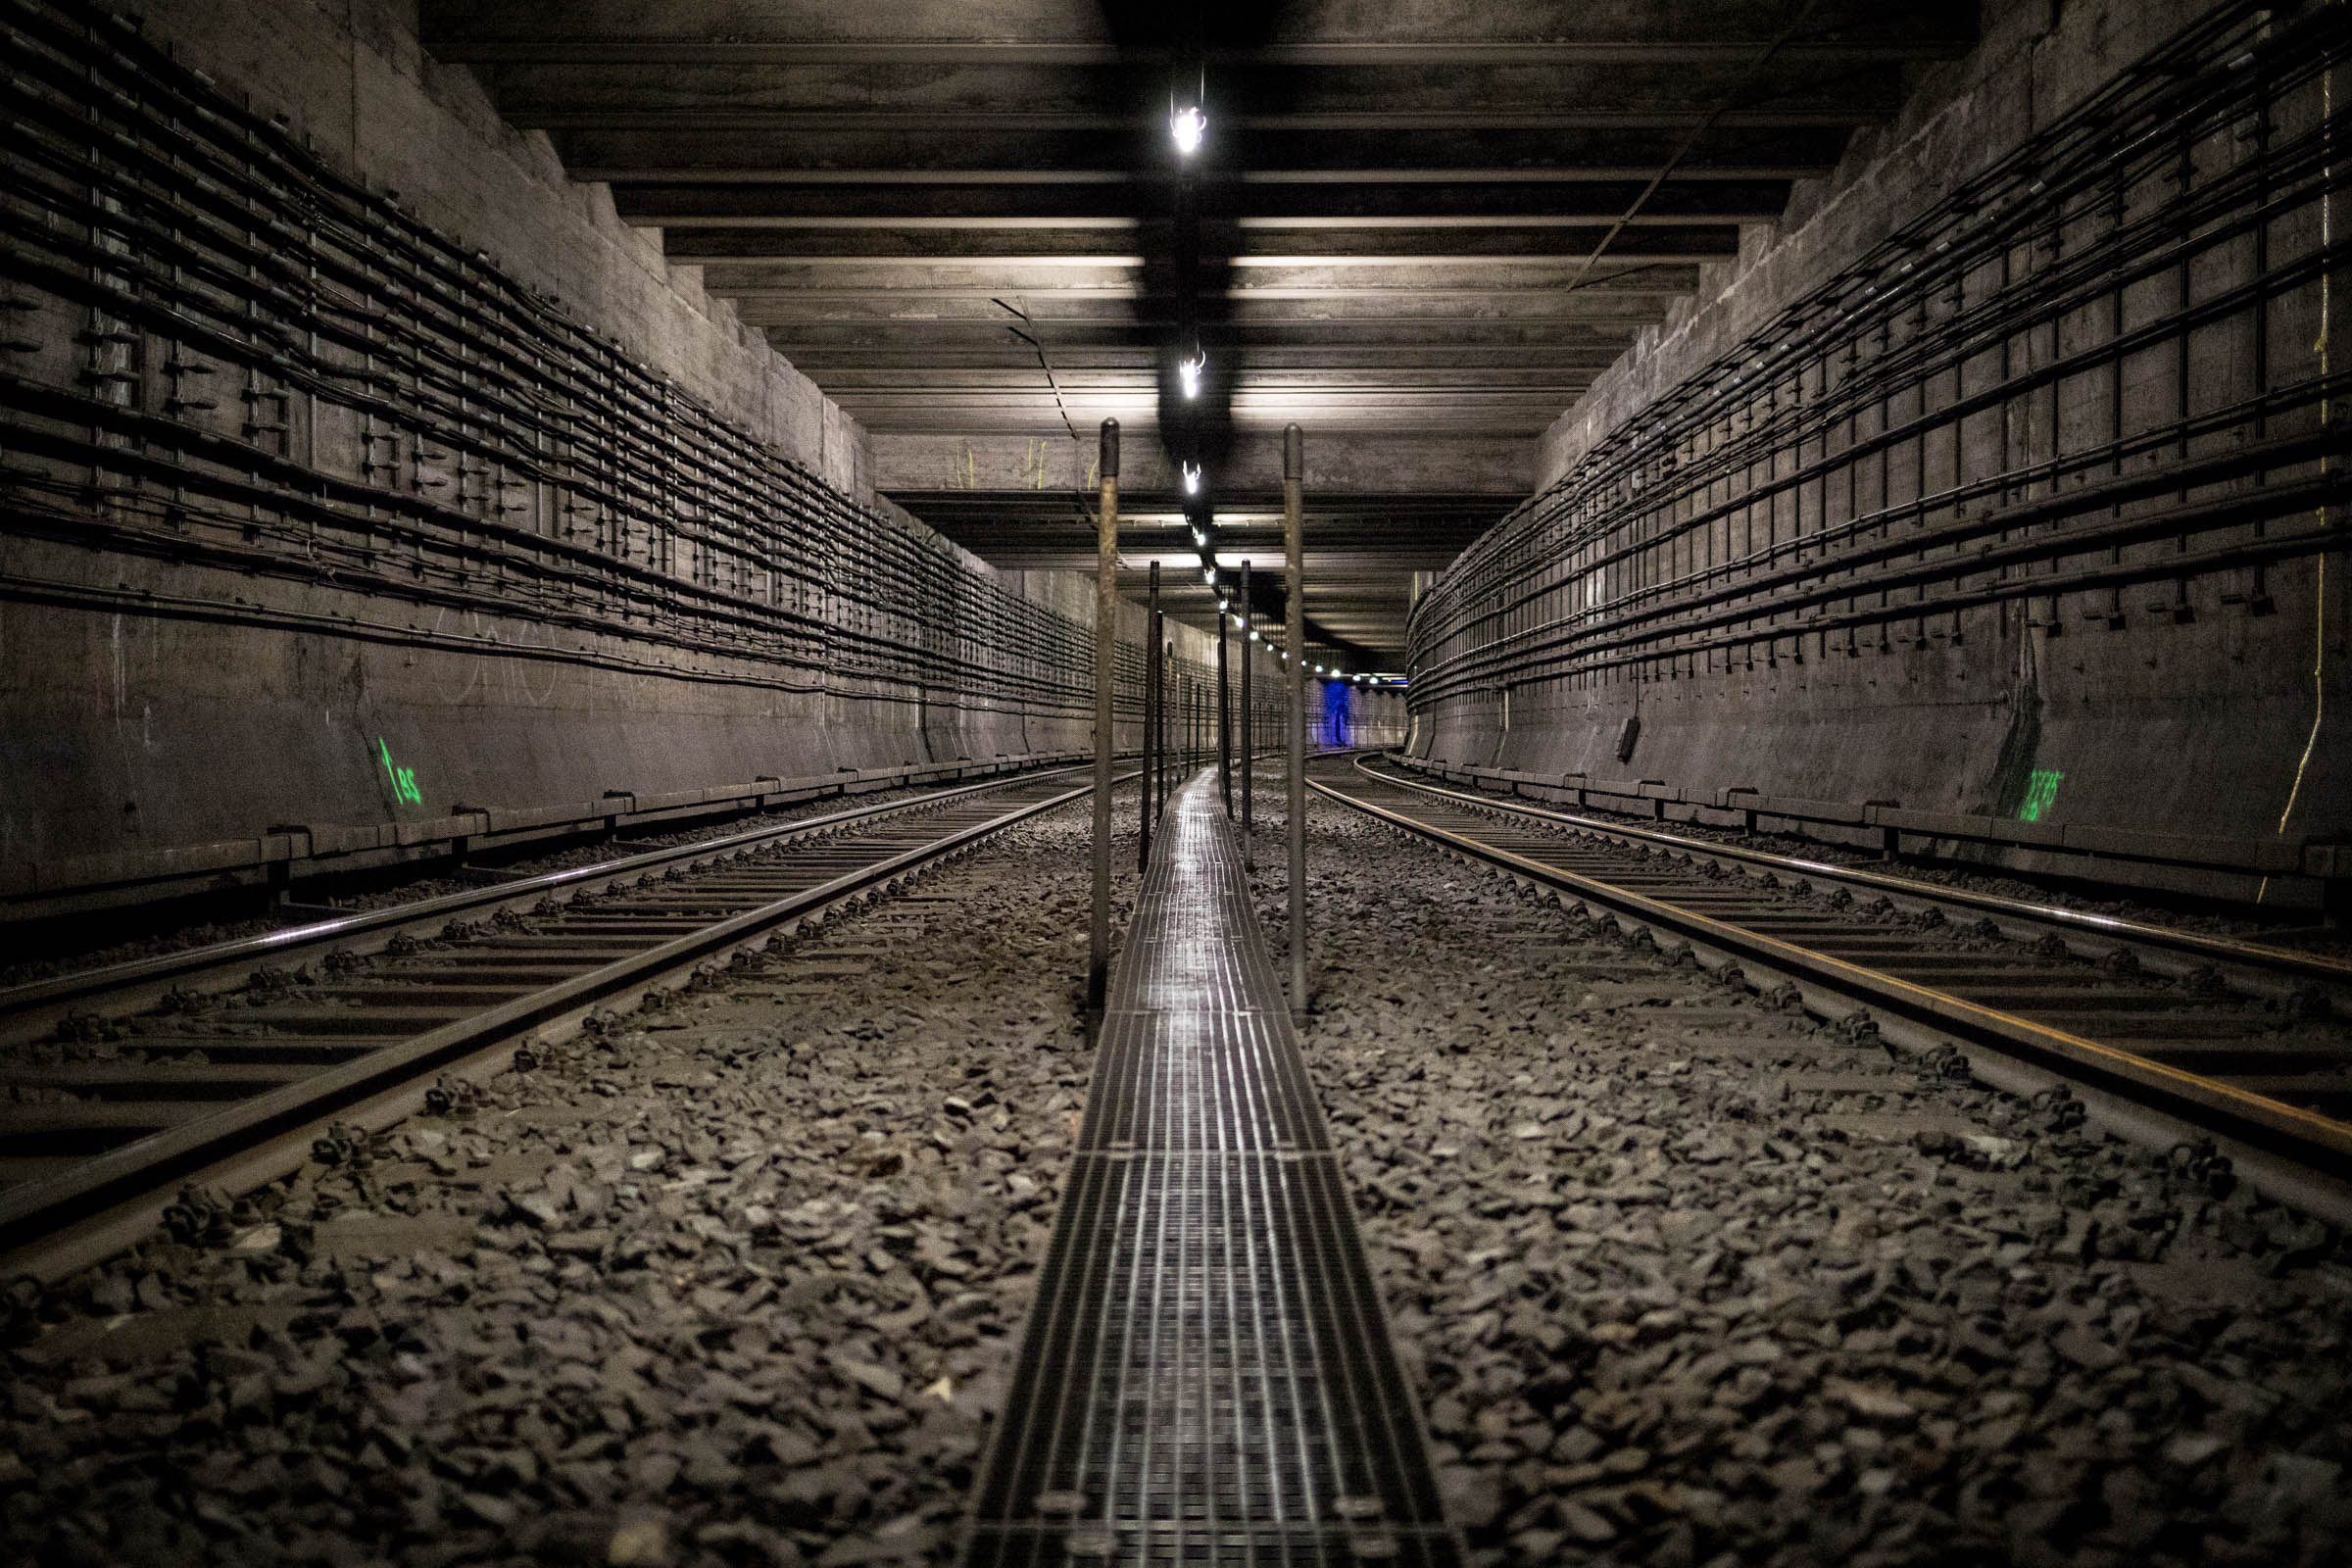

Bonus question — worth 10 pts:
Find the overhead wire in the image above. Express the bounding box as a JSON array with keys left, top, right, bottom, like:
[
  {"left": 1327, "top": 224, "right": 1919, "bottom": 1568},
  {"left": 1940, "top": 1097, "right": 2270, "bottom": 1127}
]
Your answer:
[{"left": 1561, "top": 0, "right": 1829, "bottom": 291}]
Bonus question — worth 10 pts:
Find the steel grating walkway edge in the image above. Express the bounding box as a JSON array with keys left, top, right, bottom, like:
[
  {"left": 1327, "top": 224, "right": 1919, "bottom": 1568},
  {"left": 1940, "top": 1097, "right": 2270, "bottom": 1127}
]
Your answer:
[{"left": 965, "top": 773, "right": 1460, "bottom": 1568}]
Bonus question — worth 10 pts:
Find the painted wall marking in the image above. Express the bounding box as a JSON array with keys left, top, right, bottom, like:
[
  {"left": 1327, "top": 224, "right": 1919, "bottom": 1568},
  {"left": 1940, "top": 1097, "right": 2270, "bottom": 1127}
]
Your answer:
[
  {"left": 378, "top": 737, "right": 423, "bottom": 805},
  {"left": 2019, "top": 767, "right": 2063, "bottom": 822}
]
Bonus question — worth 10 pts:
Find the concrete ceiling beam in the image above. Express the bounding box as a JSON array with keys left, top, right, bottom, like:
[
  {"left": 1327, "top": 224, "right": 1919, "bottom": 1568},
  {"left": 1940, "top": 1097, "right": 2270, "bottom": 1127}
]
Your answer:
[
  {"left": 422, "top": 0, "right": 1967, "bottom": 49},
  {"left": 660, "top": 258, "right": 1739, "bottom": 295},
  {"left": 646, "top": 225, "right": 1744, "bottom": 261},
  {"left": 688, "top": 281, "right": 1714, "bottom": 300},
  {"left": 507, "top": 108, "right": 1887, "bottom": 132},
  {"left": 731, "top": 289, "right": 1696, "bottom": 323},
  {"left": 761, "top": 325, "right": 1644, "bottom": 350},
  {"left": 610, "top": 182, "right": 1792, "bottom": 222},
  {"left": 816, "top": 368, "right": 1605, "bottom": 389},
  {"left": 776, "top": 347, "right": 1637, "bottom": 368},
  {"left": 479, "top": 61, "right": 1903, "bottom": 120},
  {"left": 565, "top": 165, "right": 1834, "bottom": 185},
  {"left": 549, "top": 126, "right": 1858, "bottom": 172},
  {"left": 870, "top": 429, "right": 1534, "bottom": 494},
  {"left": 434, "top": 38, "right": 1970, "bottom": 67}
]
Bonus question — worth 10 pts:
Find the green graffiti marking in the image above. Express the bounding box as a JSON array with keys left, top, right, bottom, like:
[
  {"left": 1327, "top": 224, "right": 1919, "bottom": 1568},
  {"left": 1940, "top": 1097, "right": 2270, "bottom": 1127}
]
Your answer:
[
  {"left": 377, "top": 737, "right": 423, "bottom": 806},
  {"left": 2019, "top": 767, "right": 2064, "bottom": 823}
]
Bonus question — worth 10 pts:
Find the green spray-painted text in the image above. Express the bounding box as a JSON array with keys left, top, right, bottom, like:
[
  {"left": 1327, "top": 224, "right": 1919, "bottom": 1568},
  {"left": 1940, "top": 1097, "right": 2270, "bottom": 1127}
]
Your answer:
[
  {"left": 2019, "top": 767, "right": 2064, "bottom": 822},
  {"left": 378, "top": 738, "right": 423, "bottom": 805}
]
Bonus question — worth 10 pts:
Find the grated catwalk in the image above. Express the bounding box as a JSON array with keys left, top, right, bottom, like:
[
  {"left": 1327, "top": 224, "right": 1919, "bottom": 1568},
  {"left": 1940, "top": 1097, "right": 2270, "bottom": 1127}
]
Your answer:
[{"left": 965, "top": 775, "right": 1458, "bottom": 1566}]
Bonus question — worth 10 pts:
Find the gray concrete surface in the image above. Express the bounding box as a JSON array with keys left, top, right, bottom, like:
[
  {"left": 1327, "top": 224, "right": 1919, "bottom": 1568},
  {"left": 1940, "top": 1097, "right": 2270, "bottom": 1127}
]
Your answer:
[{"left": 1407, "top": 0, "right": 2352, "bottom": 905}]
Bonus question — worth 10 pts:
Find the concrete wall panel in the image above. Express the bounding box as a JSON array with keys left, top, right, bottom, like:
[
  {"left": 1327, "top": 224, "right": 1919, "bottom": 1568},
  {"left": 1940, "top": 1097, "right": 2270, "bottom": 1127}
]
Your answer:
[
  {"left": 131, "top": 0, "right": 857, "bottom": 492},
  {"left": 0, "top": 1, "right": 1116, "bottom": 912},
  {"left": 1415, "top": 0, "right": 2351, "bottom": 903}
]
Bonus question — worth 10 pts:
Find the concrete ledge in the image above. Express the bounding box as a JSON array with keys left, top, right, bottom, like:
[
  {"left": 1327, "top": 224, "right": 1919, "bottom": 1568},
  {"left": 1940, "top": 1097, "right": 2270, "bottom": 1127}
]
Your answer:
[
  {"left": 33, "top": 836, "right": 269, "bottom": 892},
  {"left": 1578, "top": 776, "right": 1668, "bottom": 801},
  {"left": 2306, "top": 844, "right": 2352, "bottom": 879},
  {"left": 396, "top": 815, "right": 474, "bottom": 848},
  {"left": 2062, "top": 824, "right": 2301, "bottom": 875},
  {"left": 1752, "top": 794, "right": 1871, "bottom": 827},
  {"left": 1872, "top": 806, "right": 2062, "bottom": 849},
  {"left": 484, "top": 800, "right": 608, "bottom": 834},
  {"left": 632, "top": 789, "right": 706, "bottom": 813}
]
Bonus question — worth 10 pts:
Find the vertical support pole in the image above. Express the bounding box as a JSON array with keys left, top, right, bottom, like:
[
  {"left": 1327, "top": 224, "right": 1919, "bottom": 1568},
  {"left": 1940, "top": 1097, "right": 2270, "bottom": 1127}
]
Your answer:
[
  {"left": 1142, "top": 559, "right": 1158, "bottom": 872},
  {"left": 1217, "top": 605, "right": 1231, "bottom": 815},
  {"left": 1284, "top": 425, "right": 1307, "bottom": 1014},
  {"left": 1088, "top": 419, "right": 1118, "bottom": 1011},
  {"left": 1241, "top": 559, "right": 1254, "bottom": 868}
]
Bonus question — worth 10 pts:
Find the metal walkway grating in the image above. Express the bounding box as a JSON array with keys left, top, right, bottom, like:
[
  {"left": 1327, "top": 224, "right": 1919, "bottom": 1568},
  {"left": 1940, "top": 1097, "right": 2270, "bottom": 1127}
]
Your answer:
[{"left": 966, "top": 775, "right": 1458, "bottom": 1568}]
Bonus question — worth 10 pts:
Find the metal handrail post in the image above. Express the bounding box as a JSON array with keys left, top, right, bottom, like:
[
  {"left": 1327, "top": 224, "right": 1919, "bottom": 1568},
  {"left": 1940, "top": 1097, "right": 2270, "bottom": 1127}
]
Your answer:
[
  {"left": 1284, "top": 426, "right": 1307, "bottom": 1014},
  {"left": 1087, "top": 419, "right": 1118, "bottom": 1011},
  {"left": 1241, "top": 559, "right": 1253, "bottom": 868},
  {"left": 1141, "top": 560, "right": 1158, "bottom": 872},
  {"left": 1217, "top": 610, "right": 1231, "bottom": 814}
]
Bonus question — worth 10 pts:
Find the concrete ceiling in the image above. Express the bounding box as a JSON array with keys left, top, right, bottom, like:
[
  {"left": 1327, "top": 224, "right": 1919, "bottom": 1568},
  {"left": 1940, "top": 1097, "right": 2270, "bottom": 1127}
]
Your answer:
[{"left": 425, "top": 1, "right": 1978, "bottom": 663}]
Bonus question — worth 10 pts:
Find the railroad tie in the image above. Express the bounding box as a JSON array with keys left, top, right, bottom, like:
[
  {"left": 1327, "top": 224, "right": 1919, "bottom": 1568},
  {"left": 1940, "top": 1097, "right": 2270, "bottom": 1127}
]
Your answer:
[{"left": 966, "top": 772, "right": 1457, "bottom": 1565}]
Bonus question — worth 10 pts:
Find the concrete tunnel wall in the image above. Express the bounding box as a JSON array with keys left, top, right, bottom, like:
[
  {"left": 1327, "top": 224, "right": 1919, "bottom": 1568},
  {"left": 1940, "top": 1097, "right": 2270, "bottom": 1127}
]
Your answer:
[
  {"left": 1407, "top": 0, "right": 2352, "bottom": 904},
  {"left": 0, "top": 0, "right": 1147, "bottom": 912}
]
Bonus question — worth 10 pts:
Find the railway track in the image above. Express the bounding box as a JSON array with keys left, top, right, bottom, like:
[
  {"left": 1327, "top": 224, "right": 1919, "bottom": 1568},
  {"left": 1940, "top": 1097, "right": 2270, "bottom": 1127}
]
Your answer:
[
  {"left": 0, "top": 764, "right": 1117, "bottom": 1280},
  {"left": 1313, "top": 753, "right": 2352, "bottom": 1227}
]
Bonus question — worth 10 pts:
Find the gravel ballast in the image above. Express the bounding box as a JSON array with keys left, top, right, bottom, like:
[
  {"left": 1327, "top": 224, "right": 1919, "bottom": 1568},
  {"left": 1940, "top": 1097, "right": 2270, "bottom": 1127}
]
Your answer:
[
  {"left": 1247, "top": 790, "right": 2352, "bottom": 1568},
  {"left": 2, "top": 798, "right": 1137, "bottom": 1567},
  {"left": 12, "top": 770, "right": 2350, "bottom": 1568}
]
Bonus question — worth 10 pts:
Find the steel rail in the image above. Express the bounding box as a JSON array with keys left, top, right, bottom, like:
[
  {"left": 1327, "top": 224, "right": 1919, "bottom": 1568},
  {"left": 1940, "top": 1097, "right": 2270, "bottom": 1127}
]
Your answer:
[
  {"left": 1311, "top": 759, "right": 2352, "bottom": 1229},
  {"left": 1349, "top": 757, "right": 2352, "bottom": 1005},
  {"left": 0, "top": 767, "right": 1129, "bottom": 1281},
  {"left": 0, "top": 762, "right": 1097, "bottom": 1051}
]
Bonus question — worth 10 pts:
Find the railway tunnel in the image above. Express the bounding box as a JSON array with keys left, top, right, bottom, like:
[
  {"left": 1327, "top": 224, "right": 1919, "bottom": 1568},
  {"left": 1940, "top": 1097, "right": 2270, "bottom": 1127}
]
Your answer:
[{"left": 2, "top": 0, "right": 2351, "bottom": 1562}]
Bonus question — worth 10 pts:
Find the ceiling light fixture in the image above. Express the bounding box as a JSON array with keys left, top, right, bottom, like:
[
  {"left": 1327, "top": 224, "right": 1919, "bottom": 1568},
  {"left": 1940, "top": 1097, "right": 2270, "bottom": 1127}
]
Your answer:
[{"left": 1170, "top": 103, "right": 1206, "bottom": 157}]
